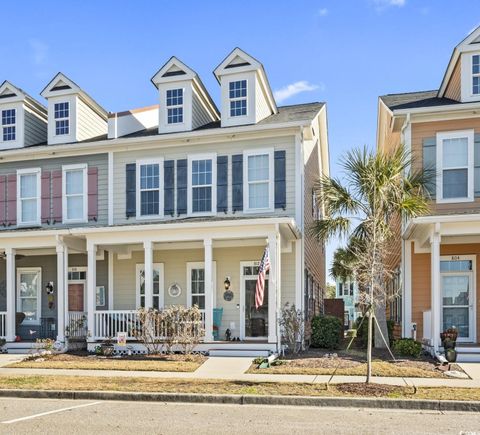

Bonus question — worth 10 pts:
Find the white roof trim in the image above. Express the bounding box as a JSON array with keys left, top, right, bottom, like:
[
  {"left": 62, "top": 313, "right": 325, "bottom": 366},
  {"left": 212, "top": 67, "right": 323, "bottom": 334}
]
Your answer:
[{"left": 151, "top": 56, "right": 197, "bottom": 87}]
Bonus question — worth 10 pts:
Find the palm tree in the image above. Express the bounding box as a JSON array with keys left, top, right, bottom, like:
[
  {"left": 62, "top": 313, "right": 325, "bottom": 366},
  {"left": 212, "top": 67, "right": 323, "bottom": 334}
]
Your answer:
[
  {"left": 311, "top": 145, "right": 430, "bottom": 383},
  {"left": 330, "top": 247, "right": 355, "bottom": 282}
]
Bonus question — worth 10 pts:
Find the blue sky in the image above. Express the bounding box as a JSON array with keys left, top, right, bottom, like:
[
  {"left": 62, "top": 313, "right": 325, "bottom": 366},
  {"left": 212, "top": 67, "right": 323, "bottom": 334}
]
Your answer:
[{"left": 1, "top": 0, "right": 478, "bottom": 282}]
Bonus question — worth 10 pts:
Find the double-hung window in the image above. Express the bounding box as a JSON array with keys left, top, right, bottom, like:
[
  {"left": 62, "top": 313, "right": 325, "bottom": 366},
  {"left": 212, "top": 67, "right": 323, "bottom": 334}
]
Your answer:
[
  {"left": 54, "top": 102, "right": 69, "bottom": 135},
  {"left": 136, "top": 263, "right": 164, "bottom": 309},
  {"left": 436, "top": 130, "right": 474, "bottom": 202},
  {"left": 62, "top": 164, "right": 87, "bottom": 223},
  {"left": 187, "top": 262, "right": 216, "bottom": 312},
  {"left": 188, "top": 154, "right": 216, "bottom": 215},
  {"left": 17, "top": 168, "right": 41, "bottom": 226},
  {"left": 243, "top": 149, "right": 274, "bottom": 212},
  {"left": 137, "top": 160, "right": 163, "bottom": 218},
  {"left": 473, "top": 55, "right": 480, "bottom": 95},
  {"left": 2, "top": 109, "right": 16, "bottom": 142},
  {"left": 166, "top": 88, "right": 183, "bottom": 124},
  {"left": 229, "top": 80, "right": 247, "bottom": 117}
]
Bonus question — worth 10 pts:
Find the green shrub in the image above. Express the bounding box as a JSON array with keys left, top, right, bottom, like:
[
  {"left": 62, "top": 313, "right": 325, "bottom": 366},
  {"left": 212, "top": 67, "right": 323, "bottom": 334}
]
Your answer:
[
  {"left": 393, "top": 338, "right": 422, "bottom": 358},
  {"left": 311, "top": 315, "right": 342, "bottom": 349},
  {"left": 354, "top": 316, "right": 395, "bottom": 348}
]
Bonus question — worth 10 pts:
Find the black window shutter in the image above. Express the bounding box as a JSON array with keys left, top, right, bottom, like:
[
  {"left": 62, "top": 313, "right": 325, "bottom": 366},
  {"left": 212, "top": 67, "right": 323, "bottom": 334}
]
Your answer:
[
  {"left": 422, "top": 137, "right": 436, "bottom": 198},
  {"left": 164, "top": 160, "right": 175, "bottom": 216},
  {"left": 274, "top": 150, "right": 286, "bottom": 209},
  {"left": 176, "top": 159, "right": 187, "bottom": 215},
  {"left": 232, "top": 154, "right": 243, "bottom": 212},
  {"left": 217, "top": 156, "right": 228, "bottom": 213},
  {"left": 126, "top": 163, "right": 136, "bottom": 218}
]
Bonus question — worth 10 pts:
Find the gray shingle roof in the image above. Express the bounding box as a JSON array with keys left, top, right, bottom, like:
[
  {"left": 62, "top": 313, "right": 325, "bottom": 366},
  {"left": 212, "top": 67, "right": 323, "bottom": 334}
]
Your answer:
[
  {"left": 380, "top": 90, "right": 460, "bottom": 110},
  {"left": 121, "top": 102, "right": 324, "bottom": 139}
]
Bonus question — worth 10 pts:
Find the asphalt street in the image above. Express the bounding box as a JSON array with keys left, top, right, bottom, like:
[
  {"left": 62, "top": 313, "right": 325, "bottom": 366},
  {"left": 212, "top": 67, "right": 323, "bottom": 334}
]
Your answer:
[{"left": 0, "top": 397, "right": 479, "bottom": 434}]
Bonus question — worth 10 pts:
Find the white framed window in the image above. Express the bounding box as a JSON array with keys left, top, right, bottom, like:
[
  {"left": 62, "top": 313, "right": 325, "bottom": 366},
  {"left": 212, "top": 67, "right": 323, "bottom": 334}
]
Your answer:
[
  {"left": 229, "top": 80, "right": 247, "bottom": 117},
  {"left": 243, "top": 149, "right": 274, "bottom": 212},
  {"left": 436, "top": 130, "right": 474, "bottom": 203},
  {"left": 186, "top": 262, "right": 217, "bottom": 311},
  {"left": 54, "top": 102, "right": 69, "bottom": 135},
  {"left": 17, "top": 267, "right": 42, "bottom": 325},
  {"left": 1, "top": 109, "right": 16, "bottom": 142},
  {"left": 62, "top": 164, "right": 88, "bottom": 223},
  {"left": 135, "top": 263, "right": 164, "bottom": 309},
  {"left": 187, "top": 154, "right": 216, "bottom": 215},
  {"left": 136, "top": 159, "right": 164, "bottom": 218},
  {"left": 17, "top": 168, "right": 41, "bottom": 226},
  {"left": 166, "top": 88, "right": 184, "bottom": 124},
  {"left": 473, "top": 54, "right": 480, "bottom": 95}
]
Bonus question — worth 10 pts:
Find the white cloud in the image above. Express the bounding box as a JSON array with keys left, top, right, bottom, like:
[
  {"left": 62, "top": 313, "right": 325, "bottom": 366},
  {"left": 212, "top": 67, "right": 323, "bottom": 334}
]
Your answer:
[
  {"left": 317, "top": 8, "right": 328, "bottom": 17},
  {"left": 273, "top": 81, "right": 323, "bottom": 103},
  {"left": 371, "top": 0, "right": 405, "bottom": 11},
  {"left": 28, "top": 39, "right": 49, "bottom": 65}
]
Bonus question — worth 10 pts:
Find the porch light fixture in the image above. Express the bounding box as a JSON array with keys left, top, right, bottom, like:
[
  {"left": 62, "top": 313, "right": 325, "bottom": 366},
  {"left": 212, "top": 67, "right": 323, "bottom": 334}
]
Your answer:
[{"left": 224, "top": 276, "right": 231, "bottom": 290}]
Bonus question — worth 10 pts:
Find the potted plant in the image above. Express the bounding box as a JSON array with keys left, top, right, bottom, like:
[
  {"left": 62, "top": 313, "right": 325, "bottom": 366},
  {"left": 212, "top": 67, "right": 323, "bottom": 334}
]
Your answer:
[
  {"left": 440, "top": 327, "right": 458, "bottom": 363},
  {"left": 101, "top": 337, "right": 115, "bottom": 357},
  {"left": 0, "top": 338, "right": 6, "bottom": 353}
]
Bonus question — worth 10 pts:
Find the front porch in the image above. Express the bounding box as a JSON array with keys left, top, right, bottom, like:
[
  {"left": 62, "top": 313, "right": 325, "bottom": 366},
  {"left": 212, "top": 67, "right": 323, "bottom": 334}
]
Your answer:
[{"left": 0, "top": 218, "right": 301, "bottom": 354}]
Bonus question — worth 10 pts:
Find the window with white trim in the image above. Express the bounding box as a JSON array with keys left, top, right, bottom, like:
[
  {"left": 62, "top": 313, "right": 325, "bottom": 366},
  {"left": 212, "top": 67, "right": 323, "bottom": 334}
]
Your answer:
[
  {"left": 229, "top": 80, "right": 247, "bottom": 117},
  {"left": 62, "top": 164, "right": 87, "bottom": 223},
  {"left": 137, "top": 160, "right": 163, "bottom": 217},
  {"left": 436, "top": 130, "right": 474, "bottom": 202},
  {"left": 244, "top": 150, "right": 274, "bottom": 211},
  {"left": 136, "top": 263, "right": 164, "bottom": 309},
  {"left": 187, "top": 262, "right": 217, "bottom": 312},
  {"left": 166, "top": 88, "right": 183, "bottom": 124},
  {"left": 473, "top": 55, "right": 480, "bottom": 95},
  {"left": 188, "top": 155, "right": 216, "bottom": 214},
  {"left": 17, "top": 168, "right": 41, "bottom": 226},
  {"left": 17, "top": 267, "right": 41, "bottom": 325},
  {"left": 1, "top": 109, "right": 16, "bottom": 141},
  {"left": 54, "top": 102, "right": 69, "bottom": 135}
]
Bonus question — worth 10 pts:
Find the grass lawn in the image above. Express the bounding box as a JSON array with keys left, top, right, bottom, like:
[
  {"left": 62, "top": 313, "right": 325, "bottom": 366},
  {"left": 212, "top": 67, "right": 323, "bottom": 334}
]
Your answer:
[
  {"left": 247, "top": 349, "right": 463, "bottom": 378},
  {"left": 0, "top": 375, "right": 478, "bottom": 401},
  {"left": 7, "top": 352, "right": 206, "bottom": 373}
]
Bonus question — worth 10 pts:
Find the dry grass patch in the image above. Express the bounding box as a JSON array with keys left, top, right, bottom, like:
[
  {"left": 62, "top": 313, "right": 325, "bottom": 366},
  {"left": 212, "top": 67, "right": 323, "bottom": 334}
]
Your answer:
[
  {"left": 7, "top": 353, "right": 206, "bottom": 373},
  {"left": 0, "top": 375, "right": 478, "bottom": 401}
]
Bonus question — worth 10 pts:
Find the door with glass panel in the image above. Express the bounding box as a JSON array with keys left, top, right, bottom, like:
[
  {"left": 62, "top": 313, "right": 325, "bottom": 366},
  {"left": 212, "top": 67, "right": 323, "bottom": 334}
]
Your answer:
[
  {"left": 440, "top": 257, "right": 475, "bottom": 343},
  {"left": 17, "top": 268, "right": 42, "bottom": 325}
]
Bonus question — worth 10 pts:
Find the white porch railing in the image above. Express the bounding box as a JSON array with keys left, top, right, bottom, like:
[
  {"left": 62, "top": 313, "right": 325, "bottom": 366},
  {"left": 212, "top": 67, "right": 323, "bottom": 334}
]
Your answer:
[
  {"left": 67, "top": 311, "right": 88, "bottom": 339},
  {"left": 0, "top": 312, "right": 6, "bottom": 339},
  {"left": 93, "top": 310, "right": 206, "bottom": 341}
]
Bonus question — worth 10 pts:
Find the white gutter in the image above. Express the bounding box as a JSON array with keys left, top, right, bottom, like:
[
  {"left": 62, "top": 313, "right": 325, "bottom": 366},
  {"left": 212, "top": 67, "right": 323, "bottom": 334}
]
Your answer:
[{"left": 393, "top": 101, "right": 480, "bottom": 116}]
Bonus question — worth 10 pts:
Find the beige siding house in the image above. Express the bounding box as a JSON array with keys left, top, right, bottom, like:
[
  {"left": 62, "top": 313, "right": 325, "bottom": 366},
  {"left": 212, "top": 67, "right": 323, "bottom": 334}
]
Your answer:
[
  {"left": 0, "top": 48, "right": 328, "bottom": 356},
  {"left": 377, "top": 25, "right": 480, "bottom": 362}
]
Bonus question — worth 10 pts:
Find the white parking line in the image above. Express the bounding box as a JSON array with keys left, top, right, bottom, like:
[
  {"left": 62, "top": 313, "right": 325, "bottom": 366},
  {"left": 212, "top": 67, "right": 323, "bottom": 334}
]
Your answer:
[{"left": 1, "top": 401, "right": 103, "bottom": 424}]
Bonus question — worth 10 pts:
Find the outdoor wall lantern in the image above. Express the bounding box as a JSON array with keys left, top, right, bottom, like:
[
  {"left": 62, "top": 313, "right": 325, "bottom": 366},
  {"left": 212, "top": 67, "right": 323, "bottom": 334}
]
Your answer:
[{"left": 224, "top": 276, "right": 231, "bottom": 290}]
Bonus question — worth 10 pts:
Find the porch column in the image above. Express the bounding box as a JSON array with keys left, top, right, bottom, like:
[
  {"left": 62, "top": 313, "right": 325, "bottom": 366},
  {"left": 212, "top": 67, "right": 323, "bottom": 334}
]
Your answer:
[
  {"left": 63, "top": 246, "right": 69, "bottom": 338},
  {"left": 268, "top": 233, "right": 278, "bottom": 344},
  {"left": 56, "top": 242, "right": 65, "bottom": 343},
  {"left": 430, "top": 229, "right": 441, "bottom": 352},
  {"left": 5, "top": 248, "right": 15, "bottom": 342},
  {"left": 204, "top": 238, "right": 214, "bottom": 342},
  {"left": 87, "top": 243, "right": 97, "bottom": 342},
  {"left": 143, "top": 241, "right": 153, "bottom": 309}
]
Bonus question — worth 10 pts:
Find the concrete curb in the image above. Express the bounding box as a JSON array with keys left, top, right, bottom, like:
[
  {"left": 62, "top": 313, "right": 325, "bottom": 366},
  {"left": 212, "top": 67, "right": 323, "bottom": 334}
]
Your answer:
[{"left": 0, "top": 389, "right": 479, "bottom": 412}]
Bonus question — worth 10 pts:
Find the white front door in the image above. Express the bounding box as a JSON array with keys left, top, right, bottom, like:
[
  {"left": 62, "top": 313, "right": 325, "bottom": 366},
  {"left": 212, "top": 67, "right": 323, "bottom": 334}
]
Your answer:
[
  {"left": 240, "top": 261, "right": 269, "bottom": 340},
  {"left": 440, "top": 256, "right": 476, "bottom": 343}
]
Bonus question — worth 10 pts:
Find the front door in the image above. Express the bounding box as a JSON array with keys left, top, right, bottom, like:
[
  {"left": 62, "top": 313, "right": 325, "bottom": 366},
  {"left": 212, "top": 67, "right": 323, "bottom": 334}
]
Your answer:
[
  {"left": 241, "top": 262, "right": 268, "bottom": 340},
  {"left": 440, "top": 256, "right": 476, "bottom": 343},
  {"left": 68, "top": 283, "right": 85, "bottom": 312}
]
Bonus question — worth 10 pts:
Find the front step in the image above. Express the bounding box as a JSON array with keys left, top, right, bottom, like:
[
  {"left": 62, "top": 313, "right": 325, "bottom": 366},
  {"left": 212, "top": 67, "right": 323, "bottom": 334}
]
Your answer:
[
  {"left": 454, "top": 346, "right": 480, "bottom": 363},
  {"left": 209, "top": 349, "right": 271, "bottom": 357},
  {"left": 5, "top": 342, "right": 44, "bottom": 355}
]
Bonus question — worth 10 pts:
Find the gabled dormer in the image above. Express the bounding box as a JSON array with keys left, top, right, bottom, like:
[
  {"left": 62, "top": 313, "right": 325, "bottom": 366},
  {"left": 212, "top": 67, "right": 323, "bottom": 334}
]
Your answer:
[
  {"left": 0, "top": 81, "right": 47, "bottom": 150},
  {"left": 214, "top": 48, "right": 277, "bottom": 127},
  {"left": 40, "top": 73, "right": 108, "bottom": 145},
  {"left": 439, "top": 25, "right": 480, "bottom": 103},
  {"left": 151, "top": 57, "right": 219, "bottom": 134}
]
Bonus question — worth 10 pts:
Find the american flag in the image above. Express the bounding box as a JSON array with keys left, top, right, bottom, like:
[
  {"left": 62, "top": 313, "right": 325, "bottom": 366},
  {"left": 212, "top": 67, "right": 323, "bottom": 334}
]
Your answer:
[{"left": 255, "top": 247, "right": 270, "bottom": 309}]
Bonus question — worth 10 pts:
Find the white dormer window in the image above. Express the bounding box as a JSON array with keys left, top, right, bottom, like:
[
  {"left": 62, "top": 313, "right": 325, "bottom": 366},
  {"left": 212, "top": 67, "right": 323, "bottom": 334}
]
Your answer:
[
  {"left": 54, "top": 102, "right": 70, "bottom": 135},
  {"left": 473, "top": 55, "right": 480, "bottom": 95},
  {"left": 229, "top": 80, "right": 247, "bottom": 117},
  {"left": 1, "top": 109, "right": 16, "bottom": 141},
  {"left": 166, "top": 89, "right": 183, "bottom": 124}
]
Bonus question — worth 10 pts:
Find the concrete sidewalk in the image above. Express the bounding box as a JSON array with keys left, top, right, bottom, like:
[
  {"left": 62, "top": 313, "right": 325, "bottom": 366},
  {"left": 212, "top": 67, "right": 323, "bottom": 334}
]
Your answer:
[{"left": 0, "top": 355, "right": 479, "bottom": 388}]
